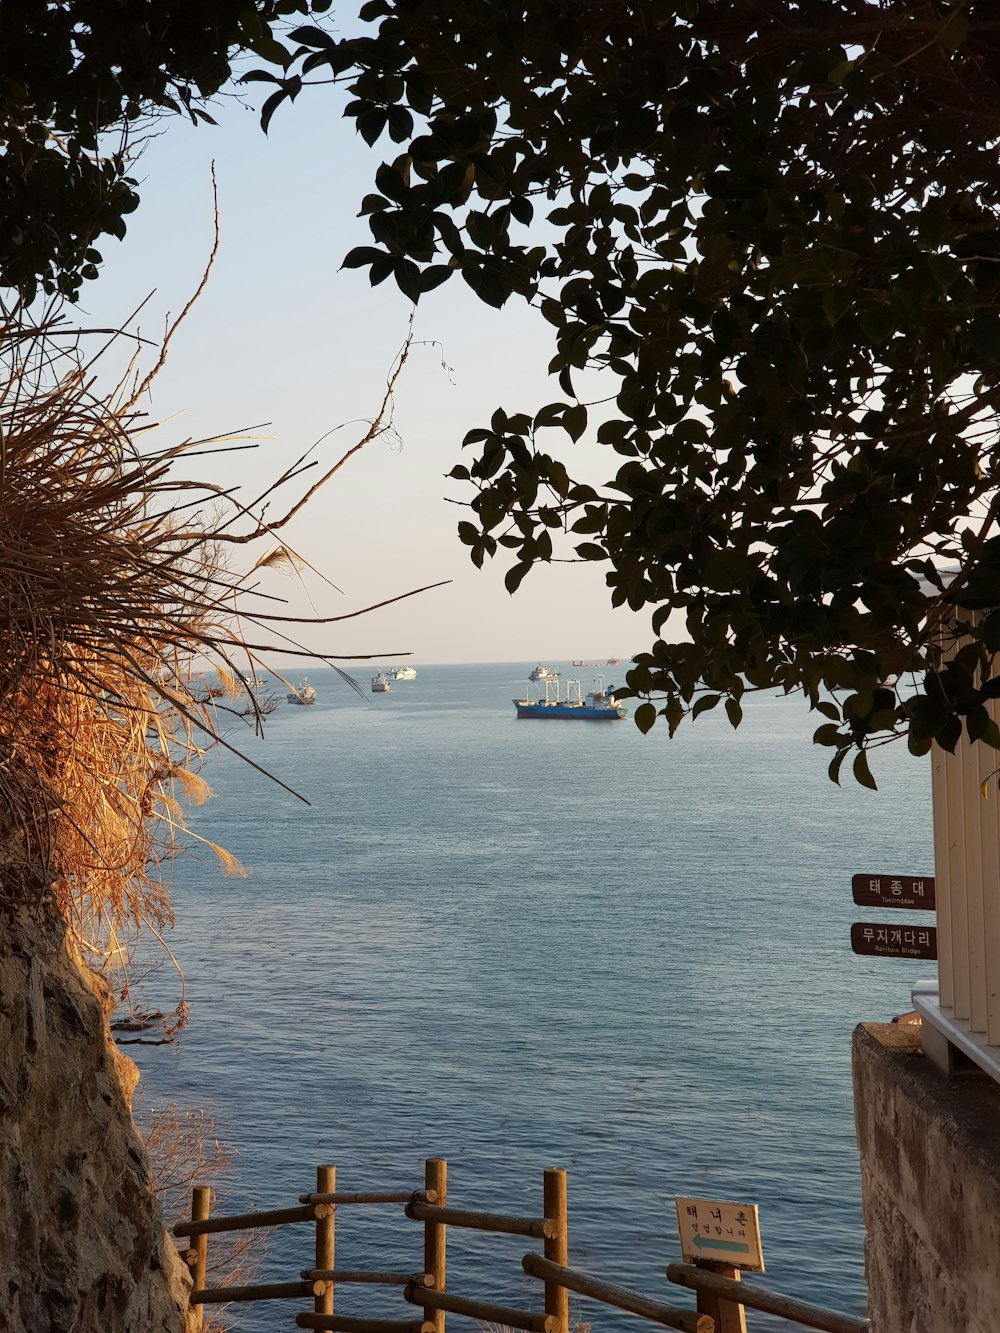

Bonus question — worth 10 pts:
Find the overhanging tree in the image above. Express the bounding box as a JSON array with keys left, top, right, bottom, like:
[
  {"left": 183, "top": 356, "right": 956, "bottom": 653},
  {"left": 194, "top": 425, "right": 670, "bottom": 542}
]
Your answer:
[
  {"left": 267, "top": 0, "right": 1000, "bottom": 784},
  {"left": 7, "top": 1, "right": 1000, "bottom": 782},
  {"left": 0, "top": 0, "right": 326, "bottom": 300}
]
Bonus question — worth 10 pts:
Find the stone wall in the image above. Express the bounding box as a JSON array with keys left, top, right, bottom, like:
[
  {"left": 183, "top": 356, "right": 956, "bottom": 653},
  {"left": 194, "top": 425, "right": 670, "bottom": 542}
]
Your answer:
[
  {"left": 853, "top": 1022, "right": 1000, "bottom": 1333},
  {"left": 0, "top": 901, "right": 196, "bottom": 1332}
]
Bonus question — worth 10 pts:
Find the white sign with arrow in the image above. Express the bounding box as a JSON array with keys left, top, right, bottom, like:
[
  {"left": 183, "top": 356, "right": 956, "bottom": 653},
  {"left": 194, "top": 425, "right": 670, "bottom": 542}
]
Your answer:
[{"left": 675, "top": 1196, "right": 765, "bottom": 1272}]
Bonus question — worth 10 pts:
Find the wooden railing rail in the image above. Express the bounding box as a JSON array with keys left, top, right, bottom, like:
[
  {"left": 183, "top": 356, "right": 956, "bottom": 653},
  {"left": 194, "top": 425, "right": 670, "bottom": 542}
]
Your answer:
[
  {"left": 296, "top": 1317, "right": 424, "bottom": 1332},
  {"left": 191, "top": 1279, "right": 328, "bottom": 1305},
  {"left": 174, "top": 1202, "right": 331, "bottom": 1237},
  {"left": 405, "top": 1202, "right": 554, "bottom": 1239},
  {"left": 302, "top": 1270, "right": 434, "bottom": 1287},
  {"left": 403, "top": 1282, "right": 559, "bottom": 1333},
  {"left": 666, "top": 1264, "right": 868, "bottom": 1333},
  {"left": 301, "top": 1189, "right": 436, "bottom": 1206},
  {"left": 522, "top": 1254, "right": 712, "bottom": 1333}
]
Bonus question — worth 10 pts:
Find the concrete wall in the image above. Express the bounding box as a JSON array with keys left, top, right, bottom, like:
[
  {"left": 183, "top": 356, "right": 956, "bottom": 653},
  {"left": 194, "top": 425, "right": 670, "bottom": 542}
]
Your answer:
[{"left": 853, "top": 1022, "right": 1000, "bottom": 1333}]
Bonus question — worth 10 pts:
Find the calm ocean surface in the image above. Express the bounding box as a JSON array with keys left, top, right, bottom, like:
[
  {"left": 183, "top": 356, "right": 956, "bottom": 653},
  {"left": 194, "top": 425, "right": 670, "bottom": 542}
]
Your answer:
[{"left": 133, "top": 663, "right": 934, "bottom": 1331}]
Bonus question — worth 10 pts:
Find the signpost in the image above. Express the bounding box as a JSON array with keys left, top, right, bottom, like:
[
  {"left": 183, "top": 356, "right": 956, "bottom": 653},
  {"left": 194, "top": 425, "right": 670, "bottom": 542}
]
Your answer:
[
  {"left": 675, "top": 1197, "right": 763, "bottom": 1333},
  {"left": 851, "top": 923, "right": 937, "bottom": 960},
  {"left": 850, "top": 871, "right": 937, "bottom": 962},
  {"left": 851, "top": 874, "right": 935, "bottom": 911},
  {"left": 675, "top": 1198, "right": 764, "bottom": 1271}
]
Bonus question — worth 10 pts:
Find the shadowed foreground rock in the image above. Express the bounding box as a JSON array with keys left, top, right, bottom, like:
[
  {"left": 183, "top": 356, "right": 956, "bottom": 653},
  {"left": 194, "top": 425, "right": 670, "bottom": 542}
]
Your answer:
[{"left": 0, "top": 900, "right": 195, "bottom": 1332}]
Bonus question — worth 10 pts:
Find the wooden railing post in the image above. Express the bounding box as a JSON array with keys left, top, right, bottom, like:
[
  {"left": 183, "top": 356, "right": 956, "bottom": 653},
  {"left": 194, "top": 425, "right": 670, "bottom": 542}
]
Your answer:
[
  {"left": 316, "top": 1166, "right": 336, "bottom": 1318},
  {"left": 667, "top": 1262, "right": 867, "bottom": 1333},
  {"left": 424, "top": 1159, "right": 447, "bottom": 1333},
  {"left": 543, "top": 1168, "right": 568, "bottom": 1333},
  {"left": 694, "top": 1259, "right": 745, "bottom": 1333},
  {"left": 188, "top": 1185, "right": 211, "bottom": 1326}
]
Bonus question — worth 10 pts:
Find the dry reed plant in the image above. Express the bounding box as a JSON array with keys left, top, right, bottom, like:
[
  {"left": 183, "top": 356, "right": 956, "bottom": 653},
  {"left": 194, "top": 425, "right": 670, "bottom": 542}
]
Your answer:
[
  {"left": 138, "top": 1098, "right": 263, "bottom": 1330},
  {"left": 0, "top": 299, "right": 442, "bottom": 989}
]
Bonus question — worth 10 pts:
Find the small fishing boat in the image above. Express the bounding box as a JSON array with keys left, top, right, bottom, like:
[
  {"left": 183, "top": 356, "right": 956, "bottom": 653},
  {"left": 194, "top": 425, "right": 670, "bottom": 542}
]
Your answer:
[
  {"left": 391, "top": 665, "right": 417, "bottom": 681},
  {"left": 529, "top": 664, "right": 559, "bottom": 682},
  {"left": 372, "top": 672, "right": 391, "bottom": 693},
  {"left": 287, "top": 678, "right": 317, "bottom": 706}
]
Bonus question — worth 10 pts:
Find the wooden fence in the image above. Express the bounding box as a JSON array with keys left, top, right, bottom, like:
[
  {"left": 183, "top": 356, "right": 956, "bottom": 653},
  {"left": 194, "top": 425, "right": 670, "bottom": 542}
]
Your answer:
[{"left": 173, "top": 1159, "right": 867, "bottom": 1333}]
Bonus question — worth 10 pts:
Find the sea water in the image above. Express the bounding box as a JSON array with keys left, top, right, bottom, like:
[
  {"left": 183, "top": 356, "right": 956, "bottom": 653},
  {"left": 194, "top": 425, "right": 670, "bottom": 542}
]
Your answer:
[{"left": 131, "top": 663, "right": 934, "bottom": 1331}]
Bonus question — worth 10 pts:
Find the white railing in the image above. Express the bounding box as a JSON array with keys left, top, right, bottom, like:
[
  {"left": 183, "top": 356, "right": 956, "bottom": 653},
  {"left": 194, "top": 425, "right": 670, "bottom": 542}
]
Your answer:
[{"left": 914, "top": 623, "right": 1000, "bottom": 1081}]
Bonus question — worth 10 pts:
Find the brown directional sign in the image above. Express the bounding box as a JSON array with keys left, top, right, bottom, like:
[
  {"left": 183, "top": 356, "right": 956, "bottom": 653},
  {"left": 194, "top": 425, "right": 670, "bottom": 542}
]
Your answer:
[
  {"left": 852, "top": 873, "right": 936, "bottom": 911},
  {"left": 851, "top": 922, "right": 938, "bottom": 960}
]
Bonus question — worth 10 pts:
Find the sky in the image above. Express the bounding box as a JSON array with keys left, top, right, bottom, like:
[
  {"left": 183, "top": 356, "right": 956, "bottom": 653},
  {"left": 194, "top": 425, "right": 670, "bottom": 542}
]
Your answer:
[{"left": 72, "top": 70, "right": 654, "bottom": 669}]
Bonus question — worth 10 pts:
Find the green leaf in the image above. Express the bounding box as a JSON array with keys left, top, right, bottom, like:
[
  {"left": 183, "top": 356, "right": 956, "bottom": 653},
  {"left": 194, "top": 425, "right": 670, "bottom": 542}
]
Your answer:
[
  {"left": 260, "top": 88, "right": 287, "bottom": 133},
  {"left": 504, "top": 562, "right": 531, "bottom": 594},
  {"left": 635, "top": 702, "right": 657, "bottom": 734},
  {"left": 420, "top": 265, "right": 452, "bottom": 292},
  {"left": 563, "top": 404, "right": 588, "bottom": 441},
  {"left": 342, "top": 246, "right": 387, "bottom": 269},
  {"left": 394, "top": 257, "right": 422, "bottom": 303},
  {"left": 939, "top": 6, "right": 967, "bottom": 53},
  {"left": 356, "top": 108, "right": 388, "bottom": 147},
  {"left": 937, "top": 714, "right": 963, "bottom": 753},
  {"left": 859, "top": 305, "right": 894, "bottom": 345},
  {"left": 822, "top": 288, "right": 853, "bottom": 326},
  {"left": 967, "top": 705, "right": 991, "bottom": 742},
  {"left": 907, "top": 732, "right": 933, "bottom": 757},
  {"left": 967, "top": 318, "right": 1000, "bottom": 365},
  {"left": 287, "top": 25, "right": 337, "bottom": 48},
  {"left": 692, "top": 693, "right": 721, "bottom": 718},
  {"left": 928, "top": 253, "right": 961, "bottom": 291},
  {"left": 813, "top": 723, "right": 842, "bottom": 747},
  {"left": 463, "top": 263, "right": 513, "bottom": 308},
  {"left": 245, "top": 32, "right": 290, "bottom": 67},
  {"left": 982, "top": 610, "right": 1000, "bottom": 653},
  {"left": 725, "top": 697, "right": 743, "bottom": 729},
  {"left": 853, "top": 749, "right": 878, "bottom": 790}
]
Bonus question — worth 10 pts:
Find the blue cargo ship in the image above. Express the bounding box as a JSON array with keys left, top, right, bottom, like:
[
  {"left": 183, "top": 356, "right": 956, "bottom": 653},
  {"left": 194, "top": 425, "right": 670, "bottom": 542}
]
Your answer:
[{"left": 513, "top": 676, "right": 627, "bottom": 720}]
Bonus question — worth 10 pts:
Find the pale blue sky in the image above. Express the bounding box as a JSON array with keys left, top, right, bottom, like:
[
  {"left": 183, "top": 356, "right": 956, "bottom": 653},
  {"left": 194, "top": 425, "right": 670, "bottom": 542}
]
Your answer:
[{"left": 76, "top": 78, "right": 654, "bottom": 668}]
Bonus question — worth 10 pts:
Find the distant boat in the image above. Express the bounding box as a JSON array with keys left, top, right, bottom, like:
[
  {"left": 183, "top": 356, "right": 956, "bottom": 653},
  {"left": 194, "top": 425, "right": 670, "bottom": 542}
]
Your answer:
[
  {"left": 372, "top": 672, "right": 391, "bottom": 693},
  {"left": 514, "top": 676, "right": 626, "bottom": 721},
  {"left": 529, "top": 664, "right": 559, "bottom": 682},
  {"left": 391, "top": 665, "right": 417, "bottom": 681},
  {"left": 287, "top": 678, "right": 317, "bottom": 706}
]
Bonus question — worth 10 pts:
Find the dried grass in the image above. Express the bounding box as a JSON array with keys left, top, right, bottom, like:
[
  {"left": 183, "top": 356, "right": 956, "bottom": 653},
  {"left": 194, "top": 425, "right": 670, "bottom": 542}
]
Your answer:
[
  {"left": 0, "top": 298, "right": 442, "bottom": 984},
  {"left": 138, "top": 1098, "right": 264, "bottom": 1331}
]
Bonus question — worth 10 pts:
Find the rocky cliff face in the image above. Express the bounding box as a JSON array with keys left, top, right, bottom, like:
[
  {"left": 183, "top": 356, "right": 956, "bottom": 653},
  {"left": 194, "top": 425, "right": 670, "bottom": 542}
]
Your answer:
[{"left": 0, "top": 901, "right": 196, "bottom": 1332}]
